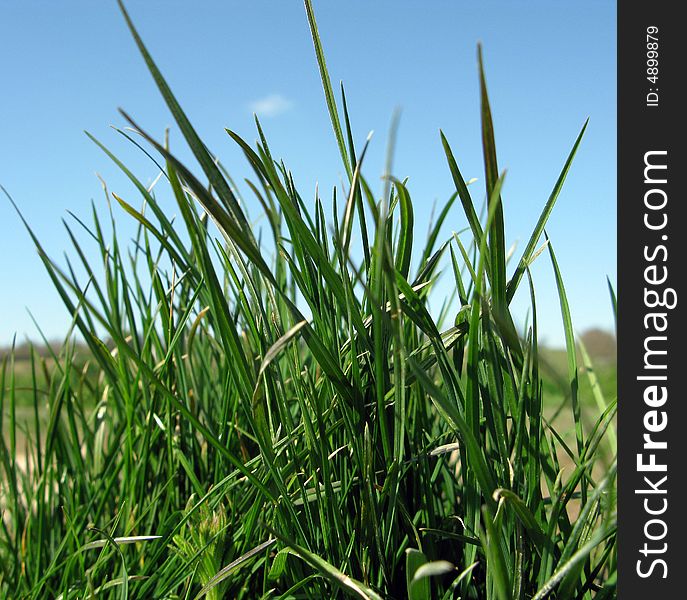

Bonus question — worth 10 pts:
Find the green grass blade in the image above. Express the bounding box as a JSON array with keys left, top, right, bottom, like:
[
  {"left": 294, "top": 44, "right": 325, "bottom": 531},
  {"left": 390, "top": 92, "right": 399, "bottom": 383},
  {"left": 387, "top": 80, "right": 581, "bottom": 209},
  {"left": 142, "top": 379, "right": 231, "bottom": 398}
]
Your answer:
[
  {"left": 506, "top": 119, "right": 588, "bottom": 303},
  {"left": 116, "top": 0, "right": 248, "bottom": 229},
  {"left": 546, "top": 234, "right": 584, "bottom": 460},
  {"left": 477, "top": 44, "right": 507, "bottom": 315},
  {"left": 303, "top": 0, "right": 352, "bottom": 180}
]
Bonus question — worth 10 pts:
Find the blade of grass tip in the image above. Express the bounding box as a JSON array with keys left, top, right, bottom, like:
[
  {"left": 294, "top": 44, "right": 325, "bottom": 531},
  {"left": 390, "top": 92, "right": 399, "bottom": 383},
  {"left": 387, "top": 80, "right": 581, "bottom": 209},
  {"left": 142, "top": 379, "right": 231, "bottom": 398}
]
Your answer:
[
  {"left": 340, "top": 133, "right": 372, "bottom": 258},
  {"left": 8, "top": 335, "right": 17, "bottom": 476},
  {"left": 392, "top": 178, "right": 414, "bottom": 280},
  {"left": 444, "top": 562, "right": 479, "bottom": 598},
  {"left": 556, "top": 462, "right": 617, "bottom": 597},
  {"left": 477, "top": 44, "right": 507, "bottom": 315},
  {"left": 465, "top": 170, "right": 507, "bottom": 440},
  {"left": 253, "top": 318, "right": 308, "bottom": 439},
  {"left": 405, "top": 548, "right": 429, "bottom": 600},
  {"left": 452, "top": 232, "right": 479, "bottom": 291},
  {"left": 193, "top": 539, "right": 276, "bottom": 600},
  {"left": 480, "top": 505, "right": 513, "bottom": 600},
  {"left": 440, "top": 132, "right": 485, "bottom": 253},
  {"left": 116, "top": 0, "right": 249, "bottom": 230},
  {"left": 577, "top": 335, "right": 616, "bottom": 453},
  {"left": 365, "top": 112, "right": 402, "bottom": 468},
  {"left": 575, "top": 541, "right": 617, "bottom": 599},
  {"left": 607, "top": 276, "right": 617, "bottom": 334},
  {"left": 409, "top": 245, "right": 451, "bottom": 307},
  {"left": 359, "top": 174, "right": 380, "bottom": 224},
  {"left": 456, "top": 171, "right": 507, "bottom": 584},
  {"left": 28, "top": 344, "right": 43, "bottom": 476},
  {"left": 420, "top": 191, "right": 458, "bottom": 268},
  {"left": 85, "top": 131, "right": 193, "bottom": 268},
  {"left": 341, "top": 82, "right": 358, "bottom": 174},
  {"left": 382, "top": 108, "right": 401, "bottom": 212},
  {"left": 407, "top": 358, "right": 497, "bottom": 504},
  {"left": 110, "top": 193, "right": 188, "bottom": 272},
  {"left": 210, "top": 143, "right": 365, "bottom": 415},
  {"left": 531, "top": 519, "right": 616, "bottom": 600},
  {"left": 267, "top": 528, "right": 383, "bottom": 600},
  {"left": 524, "top": 266, "right": 551, "bottom": 532},
  {"left": 506, "top": 119, "right": 588, "bottom": 303},
  {"left": 0, "top": 337, "right": 19, "bottom": 558},
  {"left": 257, "top": 320, "right": 308, "bottom": 381},
  {"left": 225, "top": 127, "right": 373, "bottom": 368},
  {"left": 41, "top": 254, "right": 278, "bottom": 502},
  {"left": 341, "top": 84, "right": 372, "bottom": 270},
  {"left": 545, "top": 233, "right": 584, "bottom": 462},
  {"left": 449, "top": 244, "right": 469, "bottom": 310},
  {"left": 303, "top": 0, "right": 352, "bottom": 180},
  {"left": 121, "top": 111, "right": 271, "bottom": 281}
]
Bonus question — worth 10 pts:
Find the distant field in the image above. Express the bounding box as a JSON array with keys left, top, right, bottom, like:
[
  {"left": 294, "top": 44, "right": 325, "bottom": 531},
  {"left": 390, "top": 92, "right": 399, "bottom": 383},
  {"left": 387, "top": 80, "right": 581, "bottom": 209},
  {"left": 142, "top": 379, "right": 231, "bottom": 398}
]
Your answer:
[
  {"left": 2, "top": 345, "right": 97, "bottom": 462},
  {"left": 3, "top": 335, "right": 616, "bottom": 468}
]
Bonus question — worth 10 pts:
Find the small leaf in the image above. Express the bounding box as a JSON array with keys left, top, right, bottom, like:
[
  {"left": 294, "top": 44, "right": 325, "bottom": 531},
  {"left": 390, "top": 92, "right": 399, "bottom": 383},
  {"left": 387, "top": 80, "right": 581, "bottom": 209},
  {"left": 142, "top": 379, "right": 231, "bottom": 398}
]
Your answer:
[
  {"left": 405, "top": 548, "right": 429, "bottom": 600},
  {"left": 267, "top": 548, "right": 292, "bottom": 581}
]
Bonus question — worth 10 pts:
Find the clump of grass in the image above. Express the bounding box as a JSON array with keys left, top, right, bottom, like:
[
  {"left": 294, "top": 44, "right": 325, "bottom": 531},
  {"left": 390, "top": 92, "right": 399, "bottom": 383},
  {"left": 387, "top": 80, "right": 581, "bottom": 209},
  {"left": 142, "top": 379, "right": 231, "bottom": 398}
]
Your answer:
[
  {"left": 1, "top": 1, "right": 616, "bottom": 598},
  {"left": 172, "top": 497, "right": 232, "bottom": 600}
]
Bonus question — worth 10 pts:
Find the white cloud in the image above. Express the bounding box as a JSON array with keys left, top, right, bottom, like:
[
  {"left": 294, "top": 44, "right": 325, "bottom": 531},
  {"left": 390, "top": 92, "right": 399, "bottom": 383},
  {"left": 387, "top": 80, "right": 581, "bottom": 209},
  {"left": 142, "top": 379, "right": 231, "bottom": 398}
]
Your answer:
[{"left": 248, "top": 94, "right": 293, "bottom": 118}]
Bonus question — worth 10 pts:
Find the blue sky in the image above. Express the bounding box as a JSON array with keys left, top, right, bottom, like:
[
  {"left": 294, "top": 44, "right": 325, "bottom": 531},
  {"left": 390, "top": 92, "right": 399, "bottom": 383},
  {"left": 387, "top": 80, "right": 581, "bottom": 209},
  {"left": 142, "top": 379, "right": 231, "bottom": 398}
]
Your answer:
[{"left": 0, "top": 1, "right": 616, "bottom": 347}]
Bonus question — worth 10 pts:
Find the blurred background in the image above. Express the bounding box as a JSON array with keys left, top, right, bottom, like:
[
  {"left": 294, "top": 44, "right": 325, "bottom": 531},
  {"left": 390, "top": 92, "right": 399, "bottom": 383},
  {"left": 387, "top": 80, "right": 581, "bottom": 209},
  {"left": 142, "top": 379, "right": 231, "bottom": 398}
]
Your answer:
[{"left": 0, "top": 0, "right": 616, "bottom": 350}]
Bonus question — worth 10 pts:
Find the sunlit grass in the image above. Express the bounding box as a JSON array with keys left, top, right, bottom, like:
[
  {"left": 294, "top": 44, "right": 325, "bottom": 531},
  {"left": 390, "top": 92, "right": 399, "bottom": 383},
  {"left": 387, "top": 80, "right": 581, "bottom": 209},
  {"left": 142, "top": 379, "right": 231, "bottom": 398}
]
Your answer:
[{"left": 1, "top": 1, "right": 616, "bottom": 598}]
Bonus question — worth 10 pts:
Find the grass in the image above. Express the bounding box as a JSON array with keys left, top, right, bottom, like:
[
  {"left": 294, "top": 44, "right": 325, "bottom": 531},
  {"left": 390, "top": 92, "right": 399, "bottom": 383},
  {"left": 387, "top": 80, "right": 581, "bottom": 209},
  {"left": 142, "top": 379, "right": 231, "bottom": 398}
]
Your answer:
[{"left": 1, "top": 1, "right": 616, "bottom": 598}]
